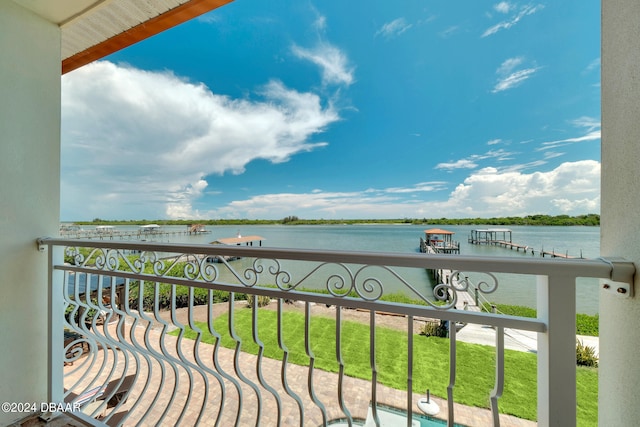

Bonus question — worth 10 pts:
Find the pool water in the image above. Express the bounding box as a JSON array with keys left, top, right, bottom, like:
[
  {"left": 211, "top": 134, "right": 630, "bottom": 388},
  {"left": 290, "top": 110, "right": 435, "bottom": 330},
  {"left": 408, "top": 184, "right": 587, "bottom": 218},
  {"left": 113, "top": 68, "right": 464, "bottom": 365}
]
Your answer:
[{"left": 328, "top": 403, "right": 466, "bottom": 427}]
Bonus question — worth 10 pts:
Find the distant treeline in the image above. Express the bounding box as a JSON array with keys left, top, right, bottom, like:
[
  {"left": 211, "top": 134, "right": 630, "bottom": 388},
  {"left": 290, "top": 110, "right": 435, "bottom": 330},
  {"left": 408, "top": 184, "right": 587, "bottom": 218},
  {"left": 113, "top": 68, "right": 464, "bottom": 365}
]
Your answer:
[
  {"left": 75, "top": 214, "right": 600, "bottom": 227},
  {"left": 419, "top": 214, "right": 600, "bottom": 226}
]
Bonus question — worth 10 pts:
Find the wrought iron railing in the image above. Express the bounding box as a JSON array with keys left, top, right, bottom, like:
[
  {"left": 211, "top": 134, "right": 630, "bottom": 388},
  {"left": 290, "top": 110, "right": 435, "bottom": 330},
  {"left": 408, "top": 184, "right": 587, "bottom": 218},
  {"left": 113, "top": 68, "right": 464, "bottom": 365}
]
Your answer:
[{"left": 37, "top": 238, "right": 634, "bottom": 427}]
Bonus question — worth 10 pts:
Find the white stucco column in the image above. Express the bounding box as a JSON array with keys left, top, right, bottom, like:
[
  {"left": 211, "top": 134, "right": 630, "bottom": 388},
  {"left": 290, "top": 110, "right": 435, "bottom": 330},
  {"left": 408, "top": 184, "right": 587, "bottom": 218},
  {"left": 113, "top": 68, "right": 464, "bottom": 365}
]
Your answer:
[
  {"left": 600, "top": 0, "right": 640, "bottom": 425},
  {"left": 0, "top": 2, "right": 60, "bottom": 424}
]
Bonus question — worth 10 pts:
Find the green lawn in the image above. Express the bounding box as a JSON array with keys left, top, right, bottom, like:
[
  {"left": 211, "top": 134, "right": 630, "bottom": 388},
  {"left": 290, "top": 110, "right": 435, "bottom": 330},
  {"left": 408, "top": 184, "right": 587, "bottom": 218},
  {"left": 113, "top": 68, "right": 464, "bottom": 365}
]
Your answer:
[
  {"left": 172, "top": 308, "right": 598, "bottom": 425},
  {"left": 481, "top": 302, "right": 599, "bottom": 337}
]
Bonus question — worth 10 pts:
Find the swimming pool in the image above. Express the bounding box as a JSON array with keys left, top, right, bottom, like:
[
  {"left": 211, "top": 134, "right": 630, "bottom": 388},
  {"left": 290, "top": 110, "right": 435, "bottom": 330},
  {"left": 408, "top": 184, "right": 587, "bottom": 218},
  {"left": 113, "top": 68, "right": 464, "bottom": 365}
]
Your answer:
[{"left": 328, "top": 403, "right": 466, "bottom": 427}]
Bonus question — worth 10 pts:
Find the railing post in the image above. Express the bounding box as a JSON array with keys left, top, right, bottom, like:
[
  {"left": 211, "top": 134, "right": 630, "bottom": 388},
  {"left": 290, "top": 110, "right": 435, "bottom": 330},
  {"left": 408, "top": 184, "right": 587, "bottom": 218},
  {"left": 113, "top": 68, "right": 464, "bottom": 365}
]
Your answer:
[
  {"left": 537, "top": 274, "right": 576, "bottom": 427},
  {"left": 47, "top": 244, "right": 65, "bottom": 410}
]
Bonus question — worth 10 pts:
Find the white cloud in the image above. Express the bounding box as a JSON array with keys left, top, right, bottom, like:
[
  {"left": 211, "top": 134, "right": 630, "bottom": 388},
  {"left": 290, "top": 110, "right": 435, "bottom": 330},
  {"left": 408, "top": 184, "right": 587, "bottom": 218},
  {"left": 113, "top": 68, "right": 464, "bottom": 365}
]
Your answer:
[
  {"left": 190, "top": 161, "right": 600, "bottom": 219},
  {"left": 209, "top": 190, "right": 393, "bottom": 219},
  {"left": 494, "top": 2, "right": 514, "bottom": 14},
  {"left": 482, "top": 148, "right": 516, "bottom": 161},
  {"left": 376, "top": 18, "right": 413, "bottom": 38},
  {"left": 383, "top": 182, "right": 449, "bottom": 194},
  {"left": 497, "top": 56, "right": 524, "bottom": 74},
  {"left": 436, "top": 149, "right": 517, "bottom": 171},
  {"left": 313, "top": 15, "right": 327, "bottom": 31},
  {"left": 543, "top": 151, "right": 565, "bottom": 160},
  {"left": 539, "top": 117, "right": 601, "bottom": 150},
  {"left": 492, "top": 56, "right": 540, "bottom": 93},
  {"left": 439, "top": 160, "right": 600, "bottom": 217},
  {"left": 482, "top": 4, "right": 544, "bottom": 37},
  {"left": 540, "top": 130, "right": 601, "bottom": 150},
  {"left": 436, "top": 159, "right": 479, "bottom": 171},
  {"left": 196, "top": 13, "right": 220, "bottom": 24},
  {"left": 487, "top": 138, "right": 502, "bottom": 145},
  {"left": 439, "top": 26, "right": 460, "bottom": 39},
  {"left": 493, "top": 68, "right": 539, "bottom": 92},
  {"left": 584, "top": 57, "right": 600, "bottom": 74},
  {"left": 499, "top": 159, "right": 548, "bottom": 172},
  {"left": 571, "top": 116, "right": 600, "bottom": 132},
  {"left": 61, "top": 61, "right": 340, "bottom": 220},
  {"left": 203, "top": 183, "right": 447, "bottom": 219},
  {"left": 292, "top": 43, "right": 355, "bottom": 86}
]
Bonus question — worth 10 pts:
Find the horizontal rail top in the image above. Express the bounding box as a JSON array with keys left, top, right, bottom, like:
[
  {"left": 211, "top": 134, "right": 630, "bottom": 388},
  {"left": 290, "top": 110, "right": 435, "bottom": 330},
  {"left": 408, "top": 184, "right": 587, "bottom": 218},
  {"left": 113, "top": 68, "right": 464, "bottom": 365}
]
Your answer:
[{"left": 38, "top": 237, "right": 634, "bottom": 282}]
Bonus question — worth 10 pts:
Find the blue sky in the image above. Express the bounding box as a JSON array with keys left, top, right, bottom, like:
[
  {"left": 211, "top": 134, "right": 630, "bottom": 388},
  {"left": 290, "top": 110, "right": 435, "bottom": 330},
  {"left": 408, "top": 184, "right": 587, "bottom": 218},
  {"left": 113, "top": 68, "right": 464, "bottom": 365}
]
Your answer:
[{"left": 61, "top": 1, "right": 601, "bottom": 221}]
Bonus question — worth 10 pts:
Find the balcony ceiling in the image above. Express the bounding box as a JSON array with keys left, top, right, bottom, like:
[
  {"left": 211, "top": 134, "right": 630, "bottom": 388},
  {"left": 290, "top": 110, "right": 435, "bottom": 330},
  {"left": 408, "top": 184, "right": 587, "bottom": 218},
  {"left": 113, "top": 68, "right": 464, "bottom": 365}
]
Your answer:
[{"left": 12, "top": 0, "right": 233, "bottom": 73}]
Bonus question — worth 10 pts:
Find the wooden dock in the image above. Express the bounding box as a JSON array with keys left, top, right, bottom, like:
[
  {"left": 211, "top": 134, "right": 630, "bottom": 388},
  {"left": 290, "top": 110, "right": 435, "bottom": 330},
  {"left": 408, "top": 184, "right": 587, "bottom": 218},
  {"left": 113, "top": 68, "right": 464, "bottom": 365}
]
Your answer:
[
  {"left": 539, "top": 249, "right": 578, "bottom": 259},
  {"left": 494, "top": 240, "right": 534, "bottom": 254},
  {"left": 59, "top": 225, "right": 211, "bottom": 240},
  {"left": 468, "top": 229, "right": 582, "bottom": 259}
]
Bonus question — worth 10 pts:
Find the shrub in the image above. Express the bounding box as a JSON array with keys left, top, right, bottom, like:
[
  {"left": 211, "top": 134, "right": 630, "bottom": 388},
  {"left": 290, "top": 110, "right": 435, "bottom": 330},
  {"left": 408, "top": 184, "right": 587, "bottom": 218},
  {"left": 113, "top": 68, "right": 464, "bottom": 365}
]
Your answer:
[
  {"left": 420, "top": 320, "right": 448, "bottom": 338},
  {"left": 282, "top": 215, "right": 300, "bottom": 224},
  {"left": 576, "top": 313, "right": 599, "bottom": 336},
  {"left": 127, "top": 283, "right": 242, "bottom": 311},
  {"left": 576, "top": 340, "right": 598, "bottom": 367},
  {"left": 246, "top": 295, "right": 271, "bottom": 308}
]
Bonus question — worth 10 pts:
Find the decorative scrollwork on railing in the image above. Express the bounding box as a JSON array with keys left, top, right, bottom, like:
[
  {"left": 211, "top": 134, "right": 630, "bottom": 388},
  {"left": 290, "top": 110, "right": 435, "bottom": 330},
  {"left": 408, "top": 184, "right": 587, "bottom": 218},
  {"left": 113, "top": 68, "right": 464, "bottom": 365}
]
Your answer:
[
  {"left": 352, "top": 265, "right": 445, "bottom": 305},
  {"left": 433, "top": 271, "right": 499, "bottom": 310},
  {"left": 65, "top": 246, "right": 85, "bottom": 266},
  {"left": 452, "top": 271, "right": 498, "bottom": 294},
  {"left": 152, "top": 257, "right": 167, "bottom": 277},
  {"left": 97, "top": 249, "right": 121, "bottom": 272},
  {"left": 352, "top": 266, "right": 384, "bottom": 301},
  {"left": 241, "top": 258, "right": 266, "bottom": 287},
  {"left": 63, "top": 334, "right": 91, "bottom": 365},
  {"left": 62, "top": 244, "right": 503, "bottom": 311},
  {"left": 265, "top": 259, "right": 292, "bottom": 290},
  {"left": 354, "top": 276, "right": 383, "bottom": 301},
  {"left": 432, "top": 282, "right": 457, "bottom": 309},
  {"left": 199, "top": 258, "right": 220, "bottom": 282},
  {"left": 133, "top": 251, "right": 154, "bottom": 271},
  {"left": 66, "top": 246, "right": 158, "bottom": 275},
  {"left": 326, "top": 273, "right": 351, "bottom": 297},
  {"left": 181, "top": 255, "right": 201, "bottom": 281}
]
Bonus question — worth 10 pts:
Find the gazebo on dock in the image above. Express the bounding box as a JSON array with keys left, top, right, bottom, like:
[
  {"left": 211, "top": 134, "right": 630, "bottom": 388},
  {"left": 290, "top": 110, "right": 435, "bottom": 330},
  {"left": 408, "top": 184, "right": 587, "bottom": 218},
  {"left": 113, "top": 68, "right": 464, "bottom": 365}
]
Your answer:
[
  {"left": 188, "top": 223, "right": 207, "bottom": 233},
  {"left": 422, "top": 228, "right": 460, "bottom": 254}
]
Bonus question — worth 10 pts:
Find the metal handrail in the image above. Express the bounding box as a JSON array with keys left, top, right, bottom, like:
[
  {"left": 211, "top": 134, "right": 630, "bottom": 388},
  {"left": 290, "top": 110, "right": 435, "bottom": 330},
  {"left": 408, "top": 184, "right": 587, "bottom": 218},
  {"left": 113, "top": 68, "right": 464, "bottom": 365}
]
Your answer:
[
  {"left": 38, "top": 237, "right": 634, "bottom": 281},
  {"left": 40, "top": 237, "right": 634, "bottom": 427}
]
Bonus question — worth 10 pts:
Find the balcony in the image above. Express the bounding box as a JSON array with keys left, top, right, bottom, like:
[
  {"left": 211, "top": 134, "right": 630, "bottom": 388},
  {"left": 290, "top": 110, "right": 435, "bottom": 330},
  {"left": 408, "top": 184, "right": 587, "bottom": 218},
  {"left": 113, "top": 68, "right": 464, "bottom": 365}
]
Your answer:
[{"left": 36, "top": 238, "right": 634, "bottom": 427}]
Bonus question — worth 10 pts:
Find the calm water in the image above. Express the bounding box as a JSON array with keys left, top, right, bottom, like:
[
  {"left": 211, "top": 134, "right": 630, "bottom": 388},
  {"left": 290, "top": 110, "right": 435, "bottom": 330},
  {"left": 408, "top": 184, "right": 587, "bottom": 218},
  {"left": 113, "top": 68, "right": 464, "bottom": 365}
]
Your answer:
[{"left": 102, "top": 224, "right": 601, "bottom": 314}]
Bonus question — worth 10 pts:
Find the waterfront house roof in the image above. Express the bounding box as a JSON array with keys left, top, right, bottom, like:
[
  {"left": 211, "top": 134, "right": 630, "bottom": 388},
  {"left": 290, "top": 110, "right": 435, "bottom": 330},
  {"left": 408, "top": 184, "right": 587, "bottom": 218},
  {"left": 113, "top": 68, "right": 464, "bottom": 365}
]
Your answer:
[
  {"left": 212, "top": 235, "right": 265, "bottom": 245},
  {"left": 13, "top": 0, "right": 234, "bottom": 74}
]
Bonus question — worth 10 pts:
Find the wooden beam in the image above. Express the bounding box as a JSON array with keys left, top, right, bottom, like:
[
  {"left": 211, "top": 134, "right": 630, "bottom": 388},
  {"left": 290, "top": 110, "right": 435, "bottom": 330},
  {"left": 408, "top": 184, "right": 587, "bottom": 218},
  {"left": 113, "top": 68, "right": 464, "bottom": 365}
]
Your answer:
[{"left": 62, "top": 0, "right": 234, "bottom": 74}]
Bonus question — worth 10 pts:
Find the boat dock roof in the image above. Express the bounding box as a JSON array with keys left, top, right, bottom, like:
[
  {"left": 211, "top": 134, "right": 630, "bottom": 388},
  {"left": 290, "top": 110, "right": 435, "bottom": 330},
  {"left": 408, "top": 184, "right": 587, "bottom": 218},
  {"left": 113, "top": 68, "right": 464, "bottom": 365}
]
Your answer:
[
  {"left": 139, "top": 224, "right": 161, "bottom": 229},
  {"left": 212, "top": 235, "right": 265, "bottom": 245},
  {"left": 423, "top": 228, "right": 455, "bottom": 235}
]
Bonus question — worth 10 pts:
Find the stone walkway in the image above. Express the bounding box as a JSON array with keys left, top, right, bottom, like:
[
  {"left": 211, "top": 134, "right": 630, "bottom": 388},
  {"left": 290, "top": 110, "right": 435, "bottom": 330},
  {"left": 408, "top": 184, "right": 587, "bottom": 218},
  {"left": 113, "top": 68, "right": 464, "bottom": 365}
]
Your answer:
[{"left": 59, "top": 301, "right": 537, "bottom": 426}]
